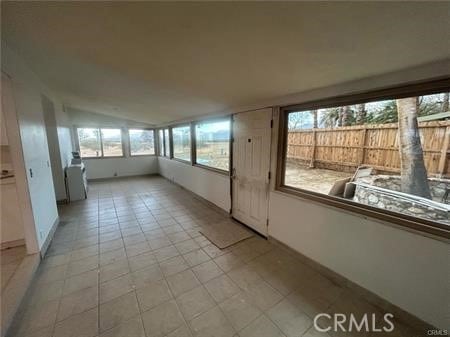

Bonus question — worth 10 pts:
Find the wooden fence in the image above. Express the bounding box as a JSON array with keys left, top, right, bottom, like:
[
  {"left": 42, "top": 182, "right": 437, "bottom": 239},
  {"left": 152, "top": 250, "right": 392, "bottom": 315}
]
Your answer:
[{"left": 287, "top": 121, "right": 450, "bottom": 177}]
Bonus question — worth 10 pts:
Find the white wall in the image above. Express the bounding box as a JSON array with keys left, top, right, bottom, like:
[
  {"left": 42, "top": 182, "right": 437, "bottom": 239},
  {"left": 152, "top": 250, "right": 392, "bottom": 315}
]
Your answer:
[
  {"left": 1, "top": 44, "right": 60, "bottom": 251},
  {"left": 268, "top": 192, "right": 449, "bottom": 329},
  {"left": 158, "top": 157, "right": 231, "bottom": 212},
  {"left": 85, "top": 156, "right": 158, "bottom": 180}
]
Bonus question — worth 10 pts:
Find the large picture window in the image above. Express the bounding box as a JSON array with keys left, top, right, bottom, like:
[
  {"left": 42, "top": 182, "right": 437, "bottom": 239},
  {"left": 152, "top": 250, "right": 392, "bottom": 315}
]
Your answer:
[
  {"left": 195, "top": 119, "right": 230, "bottom": 172},
  {"left": 77, "top": 128, "right": 102, "bottom": 158},
  {"left": 164, "top": 128, "right": 171, "bottom": 157},
  {"left": 129, "top": 129, "right": 155, "bottom": 156},
  {"left": 278, "top": 81, "right": 450, "bottom": 236},
  {"left": 77, "top": 127, "right": 124, "bottom": 158},
  {"left": 172, "top": 125, "right": 191, "bottom": 162}
]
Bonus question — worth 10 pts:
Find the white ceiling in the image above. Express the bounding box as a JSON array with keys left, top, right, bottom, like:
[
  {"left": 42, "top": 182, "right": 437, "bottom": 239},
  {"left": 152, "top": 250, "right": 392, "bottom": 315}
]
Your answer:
[{"left": 2, "top": 1, "right": 450, "bottom": 124}]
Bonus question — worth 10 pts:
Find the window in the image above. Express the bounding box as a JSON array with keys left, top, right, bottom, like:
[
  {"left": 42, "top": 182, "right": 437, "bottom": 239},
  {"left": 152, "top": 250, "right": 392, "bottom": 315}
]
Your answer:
[
  {"left": 172, "top": 125, "right": 191, "bottom": 162},
  {"left": 195, "top": 119, "right": 230, "bottom": 171},
  {"left": 158, "top": 129, "right": 165, "bottom": 156},
  {"left": 77, "top": 128, "right": 101, "bottom": 158},
  {"left": 101, "top": 129, "right": 123, "bottom": 157},
  {"left": 129, "top": 129, "right": 155, "bottom": 156},
  {"left": 278, "top": 80, "right": 450, "bottom": 236},
  {"left": 164, "top": 129, "right": 171, "bottom": 157},
  {"left": 77, "top": 127, "right": 123, "bottom": 158}
]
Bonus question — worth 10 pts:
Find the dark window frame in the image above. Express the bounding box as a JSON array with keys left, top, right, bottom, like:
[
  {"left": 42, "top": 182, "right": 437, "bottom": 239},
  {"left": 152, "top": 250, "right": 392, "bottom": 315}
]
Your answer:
[
  {"left": 276, "top": 77, "right": 450, "bottom": 239},
  {"left": 192, "top": 116, "right": 232, "bottom": 175}
]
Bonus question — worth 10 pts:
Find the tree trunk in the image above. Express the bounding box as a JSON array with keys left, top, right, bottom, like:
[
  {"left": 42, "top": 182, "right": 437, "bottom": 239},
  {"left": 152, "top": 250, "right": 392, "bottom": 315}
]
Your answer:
[
  {"left": 342, "top": 106, "right": 351, "bottom": 126},
  {"left": 355, "top": 104, "right": 366, "bottom": 125},
  {"left": 337, "top": 107, "right": 344, "bottom": 127},
  {"left": 397, "top": 97, "right": 431, "bottom": 199},
  {"left": 442, "top": 92, "right": 449, "bottom": 112},
  {"left": 311, "top": 109, "right": 318, "bottom": 128}
]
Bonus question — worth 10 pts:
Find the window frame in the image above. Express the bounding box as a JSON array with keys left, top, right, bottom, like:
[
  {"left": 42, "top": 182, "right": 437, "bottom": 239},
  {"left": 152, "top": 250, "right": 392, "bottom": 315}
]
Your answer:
[
  {"left": 171, "top": 123, "right": 192, "bottom": 164},
  {"left": 193, "top": 116, "right": 231, "bottom": 175},
  {"left": 128, "top": 128, "right": 156, "bottom": 157},
  {"left": 276, "top": 77, "right": 450, "bottom": 239},
  {"left": 76, "top": 126, "right": 126, "bottom": 159}
]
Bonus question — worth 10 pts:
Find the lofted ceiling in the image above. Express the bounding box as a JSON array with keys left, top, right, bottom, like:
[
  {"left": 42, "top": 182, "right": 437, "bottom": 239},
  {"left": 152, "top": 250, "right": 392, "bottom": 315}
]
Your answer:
[{"left": 2, "top": 1, "right": 450, "bottom": 124}]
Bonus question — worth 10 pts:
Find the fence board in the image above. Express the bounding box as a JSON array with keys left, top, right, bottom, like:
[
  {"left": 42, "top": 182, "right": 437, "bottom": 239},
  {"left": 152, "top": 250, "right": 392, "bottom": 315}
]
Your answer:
[{"left": 287, "top": 121, "right": 450, "bottom": 177}]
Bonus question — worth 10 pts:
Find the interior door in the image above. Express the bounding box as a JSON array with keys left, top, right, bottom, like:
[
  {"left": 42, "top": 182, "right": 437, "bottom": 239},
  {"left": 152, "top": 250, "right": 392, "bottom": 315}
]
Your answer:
[{"left": 232, "top": 108, "right": 272, "bottom": 236}]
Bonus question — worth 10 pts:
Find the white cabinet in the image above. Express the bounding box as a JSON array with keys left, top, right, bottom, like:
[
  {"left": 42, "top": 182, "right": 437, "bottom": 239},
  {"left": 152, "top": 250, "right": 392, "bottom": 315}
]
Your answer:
[
  {"left": 66, "top": 163, "right": 88, "bottom": 201},
  {"left": 1, "top": 181, "right": 25, "bottom": 244},
  {"left": 0, "top": 106, "right": 9, "bottom": 145}
]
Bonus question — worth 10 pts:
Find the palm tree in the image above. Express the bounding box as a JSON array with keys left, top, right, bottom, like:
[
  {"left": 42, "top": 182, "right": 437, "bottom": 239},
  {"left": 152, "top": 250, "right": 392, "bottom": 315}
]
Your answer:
[
  {"left": 355, "top": 104, "right": 366, "bottom": 125},
  {"left": 341, "top": 106, "right": 352, "bottom": 126},
  {"left": 311, "top": 110, "right": 318, "bottom": 128},
  {"left": 396, "top": 97, "right": 431, "bottom": 198},
  {"left": 442, "top": 92, "right": 449, "bottom": 112}
]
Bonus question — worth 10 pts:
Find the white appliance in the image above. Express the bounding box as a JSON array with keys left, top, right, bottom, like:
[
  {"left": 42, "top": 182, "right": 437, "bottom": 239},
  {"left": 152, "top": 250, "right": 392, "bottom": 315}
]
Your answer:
[{"left": 66, "top": 162, "right": 87, "bottom": 201}]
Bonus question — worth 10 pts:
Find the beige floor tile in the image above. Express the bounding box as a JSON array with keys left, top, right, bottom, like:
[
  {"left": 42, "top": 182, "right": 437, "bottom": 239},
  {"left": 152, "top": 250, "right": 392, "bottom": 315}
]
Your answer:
[
  {"left": 70, "top": 245, "right": 99, "bottom": 261},
  {"left": 189, "top": 306, "right": 235, "bottom": 337},
  {"left": 28, "top": 279, "right": 64, "bottom": 305},
  {"left": 99, "top": 315, "right": 146, "bottom": 337},
  {"left": 160, "top": 256, "right": 189, "bottom": 277},
  {"left": 202, "top": 244, "right": 227, "bottom": 259},
  {"left": 136, "top": 279, "right": 172, "bottom": 312},
  {"left": 204, "top": 274, "right": 240, "bottom": 303},
  {"left": 125, "top": 242, "right": 152, "bottom": 257},
  {"left": 100, "top": 248, "right": 127, "bottom": 267},
  {"left": 100, "top": 273, "right": 134, "bottom": 303},
  {"left": 192, "top": 260, "right": 223, "bottom": 283},
  {"left": 68, "top": 255, "right": 98, "bottom": 276},
  {"left": 183, "top": 249, "right": 211, "bottom": 267},
  {"left": 100, "top": 239, "right": 124, "bottom": 254},
  {"left": 128, "top": 251, "right": 158, "bottom": 272},
  {"left": 154, "top": 245, "right": 180, "bottom": 262},
  {"left": 176, "top": 286, "right": 216, "bottom": 320},
  {"left": 219, "top": 292, "right": 261, "bottom": 331},
  {"left": 267, "top": 298, "right": 312, "bottom": 337},
  {"left": 141, "top": 300, "right": 185, "bottom": 337},
  {"left": 18, "top": 299, "right": 60, "bottom": 334},
  {"left": 100, "top": 259, "right": 130, "bottom": 282},
  {"left": 166, "top": 323, "right": 193, "bottom": 337},
  {"left": 166, "top": 269, "right": 201, "bottom": 297},
  {"left": 57, "top": 286, "right": 98, "bottom": 322},
  {"left": 35, "top": 264, "right": 68, "bottom": 285},
  {"left": 63, "top": 269, "right": 98, "bottom": 295},
  {"left": 227, "top": 266, "right": 262, "bottom": 291},
  {"left": 100, "top": 292, "right": 140, "bottom": 332},
  {"left": 175, "top": 239, "right": 200, "bottom": 255},
  {"left": 213, "top": 253, "right": 244, "bottom": 273},
  {"left": 131, "top": 264, "right": 164, "bottom": 288},
  {"left": 53, "top": 307, "right": 98, "bottom": 337},
  {"left": 244, "top": 280, "right": 283, "bottom": 311},
  {"left": 238, "top": 314, "right": 286, "bottom": 337}
]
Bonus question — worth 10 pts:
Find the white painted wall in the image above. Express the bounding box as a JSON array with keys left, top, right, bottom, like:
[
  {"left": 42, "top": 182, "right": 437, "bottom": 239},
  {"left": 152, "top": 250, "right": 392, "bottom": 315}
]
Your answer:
[
  {"left": 268, "top": 192, "right": 449, "bottom": 329},
  {"left": 84, "top": 156, "right": 158, "bottom": 180},
  {"left": 2, "top": 44, "right": 60, "bottom": 251},
  {"left": 158, "top": 157, "right": 231, "bottom": 212}
]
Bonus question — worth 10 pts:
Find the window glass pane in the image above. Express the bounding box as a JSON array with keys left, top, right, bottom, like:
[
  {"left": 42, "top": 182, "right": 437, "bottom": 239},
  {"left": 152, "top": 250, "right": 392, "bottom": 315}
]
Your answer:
[
  {"left": 158, "top": 130, "right": 164, "bottom": 156},
  {"left": 283, "top": 91, "right": 450, "bottom": 225},
  {"left": 172, "top": 125, "right": 191, "bottom": 161},
  {"left": 164, "top": 129, "right": 171, "bottom": 157},
  {"left": 195, "top": 120, "right": 230, "bottom": 171},
  {"left": 130, "top": 129, "right": 154, "bottom": 155},
  {"left": 101, "top": 128, "right": 123, "bottom": 157},
  {"left": 77, "top": 128, "right": 101, "bottom": 158}
]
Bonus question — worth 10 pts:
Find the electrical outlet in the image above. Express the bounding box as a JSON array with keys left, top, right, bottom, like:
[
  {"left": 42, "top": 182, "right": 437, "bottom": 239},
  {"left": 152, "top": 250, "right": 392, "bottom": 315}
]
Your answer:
[{"left": 113, "top": 172, "right": 118, "bottom": 177}]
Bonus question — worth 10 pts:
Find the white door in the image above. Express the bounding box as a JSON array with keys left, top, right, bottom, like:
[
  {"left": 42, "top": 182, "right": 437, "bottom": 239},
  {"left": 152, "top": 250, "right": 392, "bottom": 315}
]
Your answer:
[{"left": 232, "top": 108, "right": 272, "bottom": 236}]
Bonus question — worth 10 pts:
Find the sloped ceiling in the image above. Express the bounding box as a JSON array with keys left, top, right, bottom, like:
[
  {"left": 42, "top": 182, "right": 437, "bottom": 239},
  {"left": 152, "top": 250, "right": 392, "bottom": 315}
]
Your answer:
[{"left": 2, "top": 1, "right": 450, "bottom": 124}]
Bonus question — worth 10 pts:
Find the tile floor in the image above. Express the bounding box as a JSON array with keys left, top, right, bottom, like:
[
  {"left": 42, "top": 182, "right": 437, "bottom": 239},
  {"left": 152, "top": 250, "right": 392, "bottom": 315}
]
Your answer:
[
  {"left": 1, "top": 245, "right": 27, "bottom": 290},
  {"left": 7, "top": 176, "right": 422, "bottom": 337}
]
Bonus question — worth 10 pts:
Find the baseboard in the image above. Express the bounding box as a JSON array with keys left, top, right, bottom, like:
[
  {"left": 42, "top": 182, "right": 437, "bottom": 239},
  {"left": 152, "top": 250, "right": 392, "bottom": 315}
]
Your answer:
[
  {"left": 268, "top": 236, "right": 435, "bottom": 332},
  {"left": 87, "top": 172, "right": 159, "bottom": 182},
  {"left": 1, "top": 239, "right": 25, "bottom": 250},
  {"left": 39, "top": 216, "right": 59, "bottom": 258}
]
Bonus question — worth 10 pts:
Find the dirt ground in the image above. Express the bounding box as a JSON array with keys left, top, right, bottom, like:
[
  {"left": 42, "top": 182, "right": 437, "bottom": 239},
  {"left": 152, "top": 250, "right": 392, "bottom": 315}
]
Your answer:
[{"left": 284, "top": 161, "right": 351, "bottom": 194}]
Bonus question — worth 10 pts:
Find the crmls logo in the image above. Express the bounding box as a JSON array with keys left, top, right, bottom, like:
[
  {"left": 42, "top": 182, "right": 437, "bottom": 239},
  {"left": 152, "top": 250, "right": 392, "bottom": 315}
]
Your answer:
[{"left": 313, "top": 313, "right": 395, "bottom": 333}]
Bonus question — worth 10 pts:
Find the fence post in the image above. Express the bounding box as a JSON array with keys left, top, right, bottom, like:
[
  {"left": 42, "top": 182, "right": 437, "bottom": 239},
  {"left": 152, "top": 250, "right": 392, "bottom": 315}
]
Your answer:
[
  {"left": 309, "top": 130, "right": 316, "bottom": 168},
  {"left": 438, "top": 126, "right": 450, "bottom": 176},
  {"left": 359, "top": 128, "right": 367, "bottom": 165}
]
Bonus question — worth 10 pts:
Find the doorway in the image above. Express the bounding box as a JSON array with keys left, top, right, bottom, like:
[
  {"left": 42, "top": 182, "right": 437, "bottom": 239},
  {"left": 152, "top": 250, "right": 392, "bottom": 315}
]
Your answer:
[{"left": 231, "top": 108, "right": 272, "bottom": 236}]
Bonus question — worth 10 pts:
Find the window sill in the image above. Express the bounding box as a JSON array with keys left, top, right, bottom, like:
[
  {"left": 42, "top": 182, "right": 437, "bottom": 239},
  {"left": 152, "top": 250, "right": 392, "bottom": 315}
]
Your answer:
[
  {"left": 82, "top": 156, "right": 125, "bottom": 160},
  {"left": 129, "top": 154, "right": 156, "bottom": 157},
  {"left": 275, "top": 185, "right": 450, "bottom": 241},
  {"left": 194, "top": 164, "right": 230, "bottom": 176},
  {"left": 172, "top": 158, "right": 192, "bottom": 165}
]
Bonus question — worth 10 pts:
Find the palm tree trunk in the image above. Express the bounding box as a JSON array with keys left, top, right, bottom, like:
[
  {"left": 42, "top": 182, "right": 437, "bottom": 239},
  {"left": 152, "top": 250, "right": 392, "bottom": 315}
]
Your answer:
[
  {"left": 355, "top": 104, "right": 366, "bottom": 125},
  {"left": 397, "top": 97, "right": 431, "bottom": 198},
  {"left": 342, "top": 106, "right": 351, "bottom": 126},
  {"left": 337, "top": 107, "right": 344, "bottom": 127},
  {"left": 442, "top": 92, "right": 449, "bottom": 112},
  {"left": 311, "top": 110, "right": 318, "bottom": 128}
]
